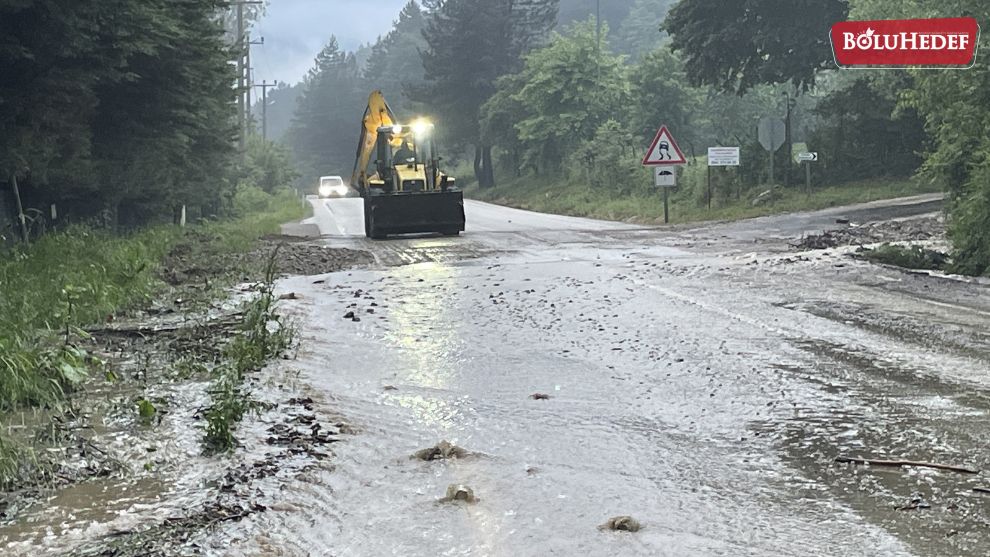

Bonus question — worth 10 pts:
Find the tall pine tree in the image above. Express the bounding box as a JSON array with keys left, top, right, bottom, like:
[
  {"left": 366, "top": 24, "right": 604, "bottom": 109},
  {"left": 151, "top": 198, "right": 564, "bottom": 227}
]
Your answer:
[
  {"left": 363, "top": 1, "right": 428, "bottom": 113},
  {"left": 0, "top": 0, "right": 238, "bottom": 227},
  {"left": 415, "top": 0, "right": 558, "bottom": 187},
  {"left": 286, "top": 37, "right": 365, "bottom": 186}
]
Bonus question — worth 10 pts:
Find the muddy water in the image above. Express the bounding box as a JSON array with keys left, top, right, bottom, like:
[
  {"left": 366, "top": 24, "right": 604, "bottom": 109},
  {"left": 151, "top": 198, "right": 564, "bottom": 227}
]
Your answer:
[
  {"left": 208, "top": 198, "right": 988, "bottom": 556},
  {"left": 6, "top": 197, "right": 987, "bottom": 555},
  {"left": 0, "top": 370, "right": 221, "bottom": 554},
  {"left": 214, "top": 269, "right": 899, "bottom": 551}
]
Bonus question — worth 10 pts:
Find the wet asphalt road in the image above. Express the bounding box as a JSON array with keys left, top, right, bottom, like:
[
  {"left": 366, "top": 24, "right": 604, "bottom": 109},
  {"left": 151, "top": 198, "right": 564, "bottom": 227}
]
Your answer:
[{"left": 223, "top": 194, "right": 990, "bottom": 556}]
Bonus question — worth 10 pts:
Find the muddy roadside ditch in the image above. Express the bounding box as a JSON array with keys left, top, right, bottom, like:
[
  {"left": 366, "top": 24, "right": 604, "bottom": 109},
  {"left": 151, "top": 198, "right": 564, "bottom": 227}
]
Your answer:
[{"left": 0, "top": 233, "right": 372, "bottom": 555}]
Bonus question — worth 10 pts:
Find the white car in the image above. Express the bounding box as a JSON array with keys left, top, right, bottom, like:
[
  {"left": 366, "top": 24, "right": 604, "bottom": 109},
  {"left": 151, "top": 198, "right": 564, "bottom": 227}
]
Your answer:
[{"left": 318, "top": 176, "right": 349, "bottom": 198}]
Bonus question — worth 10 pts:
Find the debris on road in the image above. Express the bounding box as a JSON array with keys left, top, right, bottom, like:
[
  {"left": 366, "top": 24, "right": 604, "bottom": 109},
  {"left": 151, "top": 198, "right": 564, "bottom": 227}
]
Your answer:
[
  {"left": 897, "top": 494, "right": 932, "bottom": 511},
  {"left": 162, "top": 233, "right": 372, "bottom": 285},
  {"left": 412, "top": 440, "right": 469, "bottom": 461},
  {"left": 599, "top": 516, "right": 642, "bottom": 532},
  {"left": 834, "top": 456, "right": 979, "bottom": 474},
  {"left": 529, "top": 393, "right": 551, "bottom": 400},
  {"left": 439, "top": 484, "right": 477, "bottom": 504},
  {"left": 791, "top": 216, "right": 944, "bottom": 250},
  {"left": 343, "top": 311, "right": 359, "bottom": 321}
]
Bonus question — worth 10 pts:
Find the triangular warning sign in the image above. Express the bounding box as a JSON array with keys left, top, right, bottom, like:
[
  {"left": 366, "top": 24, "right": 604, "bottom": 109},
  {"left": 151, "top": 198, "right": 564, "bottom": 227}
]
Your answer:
[{"left": 642, "top": 125, "right": 687, "bottom": 166}]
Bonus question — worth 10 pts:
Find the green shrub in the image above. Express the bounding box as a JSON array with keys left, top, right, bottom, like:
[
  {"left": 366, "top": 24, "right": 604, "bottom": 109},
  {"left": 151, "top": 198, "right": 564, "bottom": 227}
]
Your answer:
[
  {"left": 202, "top": 248, "right": 294, "bottom": 454},
  {"left": 858, "top": 243, "right": 949, "bottom": 271}
]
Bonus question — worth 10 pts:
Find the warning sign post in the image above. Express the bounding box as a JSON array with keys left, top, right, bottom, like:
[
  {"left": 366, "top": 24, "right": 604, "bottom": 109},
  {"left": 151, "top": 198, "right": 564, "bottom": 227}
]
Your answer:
[
  {"left": 643, "top": 125, "right": 686, "bottom": 223},
  {"left": 643, "top": 126, "right": 687, "bottom": 166}
]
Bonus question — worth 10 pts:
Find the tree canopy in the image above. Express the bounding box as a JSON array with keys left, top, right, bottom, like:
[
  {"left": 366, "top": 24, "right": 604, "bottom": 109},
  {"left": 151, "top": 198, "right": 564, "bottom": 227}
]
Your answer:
[
  {"left": 482, "top": 21, "right": 629, "bottom": 172},
  {"left": 663, "top": 0, "right": 848, "bottom": 94}
]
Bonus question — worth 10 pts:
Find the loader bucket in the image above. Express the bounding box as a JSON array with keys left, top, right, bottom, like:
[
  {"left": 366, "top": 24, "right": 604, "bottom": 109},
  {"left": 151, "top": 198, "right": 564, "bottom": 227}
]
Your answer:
[{"left": 364, "top": 191, "right": 466, "bottom": 239}]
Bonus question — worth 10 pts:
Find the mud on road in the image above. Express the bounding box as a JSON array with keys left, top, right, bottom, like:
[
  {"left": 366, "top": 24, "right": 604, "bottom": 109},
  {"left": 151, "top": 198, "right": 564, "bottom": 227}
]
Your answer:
[
  {"left": 8, "top": 195, "right": 990, "bottom": 556},
  {"left": 196, "top": 196, "right": 990, "bottom": 556}
]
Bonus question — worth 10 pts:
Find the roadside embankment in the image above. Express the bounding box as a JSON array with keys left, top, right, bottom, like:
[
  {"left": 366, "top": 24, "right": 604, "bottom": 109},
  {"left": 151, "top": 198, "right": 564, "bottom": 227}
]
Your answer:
[
  {"left": 0, "top": 190, "right": 371, "bottom": 554},
  {"left": 467, "top": 174, "right": 940, "bottom": 225}
]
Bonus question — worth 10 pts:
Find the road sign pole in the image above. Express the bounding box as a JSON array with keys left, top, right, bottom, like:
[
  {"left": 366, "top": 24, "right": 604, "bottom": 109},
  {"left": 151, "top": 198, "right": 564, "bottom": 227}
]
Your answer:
[
  {"left": 643, "top": 125, "right": 685, "bottom": 224},
  {"left": 769, "top": 151, "right": 775, "bottom": 204},
  {"left": 805, "top": 160, "right": 812, "bottom": 194},
  {"left": 707, "top": 164, "right": 712, "bottom": 211},
  {"left": 758, "top": 118, "right": 784, "bottom": 206},
  {"left": 663, "top": 186, "right": 669, "bottom": 224}
]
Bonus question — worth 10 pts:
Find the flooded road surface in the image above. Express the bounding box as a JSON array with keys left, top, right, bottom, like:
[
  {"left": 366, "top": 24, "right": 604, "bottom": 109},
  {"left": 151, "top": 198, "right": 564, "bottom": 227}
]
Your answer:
[{"left": 204, "top": 195, "right": 990, "bottom": 556}]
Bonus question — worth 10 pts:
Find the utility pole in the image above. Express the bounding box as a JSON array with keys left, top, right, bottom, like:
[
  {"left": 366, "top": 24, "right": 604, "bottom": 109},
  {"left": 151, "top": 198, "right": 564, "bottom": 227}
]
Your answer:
[
  {"left": 236, "top": 3, "right": 245, "bottom": 153},
  {"left": 246, "top": 36, "right": 264, "bottom": 126},
  {"left": 596, "top": 0, "right": 601, "bottom": 83},
  {"left": 254, "top": 80, "right": 278, "bottom": 141},
  {"left": 229, "top": 1, "right": 263, "bottom": 154},
  {"left": 596, "top": 0, "right": 601, "bottom": 49}
]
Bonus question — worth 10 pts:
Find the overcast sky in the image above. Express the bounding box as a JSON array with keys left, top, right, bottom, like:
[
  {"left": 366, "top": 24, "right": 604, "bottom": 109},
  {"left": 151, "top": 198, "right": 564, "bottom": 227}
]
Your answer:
[{"left": 251, "top": 0, "right": 410, "bottom": 87}]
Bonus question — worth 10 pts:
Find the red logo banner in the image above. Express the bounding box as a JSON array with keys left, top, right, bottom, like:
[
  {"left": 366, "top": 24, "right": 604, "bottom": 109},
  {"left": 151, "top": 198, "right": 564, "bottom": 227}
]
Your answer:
[{"left": 830, "top": 17, "right": 980, "bottom": 68}]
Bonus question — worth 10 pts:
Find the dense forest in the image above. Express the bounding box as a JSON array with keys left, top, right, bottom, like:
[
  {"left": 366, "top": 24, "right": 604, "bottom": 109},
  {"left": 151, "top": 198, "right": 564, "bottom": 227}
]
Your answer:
[
  {"left": 0, "top": 0, "right": 288, "bottom": 238},
  {"left": 280, "top": 0, "right": 987, "bottom": 274},
  {"left": 281, "top": 0, "right": 911, "bottom": 190}
]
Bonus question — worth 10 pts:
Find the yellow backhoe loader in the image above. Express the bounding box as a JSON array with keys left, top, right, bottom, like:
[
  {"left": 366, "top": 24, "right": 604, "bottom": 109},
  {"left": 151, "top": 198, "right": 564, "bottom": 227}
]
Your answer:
[{"left": 350, "top": 91, "right": 465, "bottom": 239}]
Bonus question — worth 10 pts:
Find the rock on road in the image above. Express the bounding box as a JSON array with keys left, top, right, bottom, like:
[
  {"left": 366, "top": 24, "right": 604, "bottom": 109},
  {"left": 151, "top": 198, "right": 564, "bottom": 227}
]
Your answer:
[{"left": 220, "top": 194, "right": 990, "bottom": 556}]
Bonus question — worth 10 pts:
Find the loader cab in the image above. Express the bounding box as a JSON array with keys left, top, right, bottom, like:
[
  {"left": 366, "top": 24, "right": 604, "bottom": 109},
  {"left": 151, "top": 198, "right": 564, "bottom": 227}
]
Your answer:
[{"left": 372, "top": 121, "right": 453, "bottom": 194}]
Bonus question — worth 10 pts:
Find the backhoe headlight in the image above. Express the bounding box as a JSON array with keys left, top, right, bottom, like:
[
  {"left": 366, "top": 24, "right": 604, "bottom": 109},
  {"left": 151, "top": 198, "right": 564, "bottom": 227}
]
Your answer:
[{"left": 411, "top": 120, "right": 430, "bottom": 136}]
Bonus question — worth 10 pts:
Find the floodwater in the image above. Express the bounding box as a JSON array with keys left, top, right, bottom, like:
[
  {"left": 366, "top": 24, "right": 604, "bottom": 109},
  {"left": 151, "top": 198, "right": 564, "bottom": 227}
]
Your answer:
[
  {"left": 7, "top": 194, "right": 990, "bottom": 556},
  {"left": 218, "top": 195, "right": 989, "bottom": 556}
]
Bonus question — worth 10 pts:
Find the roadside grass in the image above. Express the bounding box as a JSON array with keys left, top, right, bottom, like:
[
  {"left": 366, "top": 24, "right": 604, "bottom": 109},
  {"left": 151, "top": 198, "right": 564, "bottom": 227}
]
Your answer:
[
  {"left": 467, "top": 173, "right": 940, "bottom": 225},
  {"left": 0, "top": 434, "right": 50, "bottom": 492},
  {"left": 0, "top": 226, "right": 176, "bottom": 411},
  {"left": 0, "top": 187, "right": 307, "bottom": 487}
]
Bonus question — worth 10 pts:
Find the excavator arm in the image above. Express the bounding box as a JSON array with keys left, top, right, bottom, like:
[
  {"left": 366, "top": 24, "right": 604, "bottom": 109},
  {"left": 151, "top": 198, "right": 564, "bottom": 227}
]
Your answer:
[{"left": 350, "top": 91, "right": 397, "bottom": 191}]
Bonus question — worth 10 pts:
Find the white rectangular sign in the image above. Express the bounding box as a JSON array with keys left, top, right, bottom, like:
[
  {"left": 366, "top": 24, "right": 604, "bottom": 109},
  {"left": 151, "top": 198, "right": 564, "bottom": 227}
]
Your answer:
[
  {"left": 708, "top": 147, "right": 740, "bottom": 167},
  {"left": 654, "top": 167, "right": 677, "bottom": 187}
]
